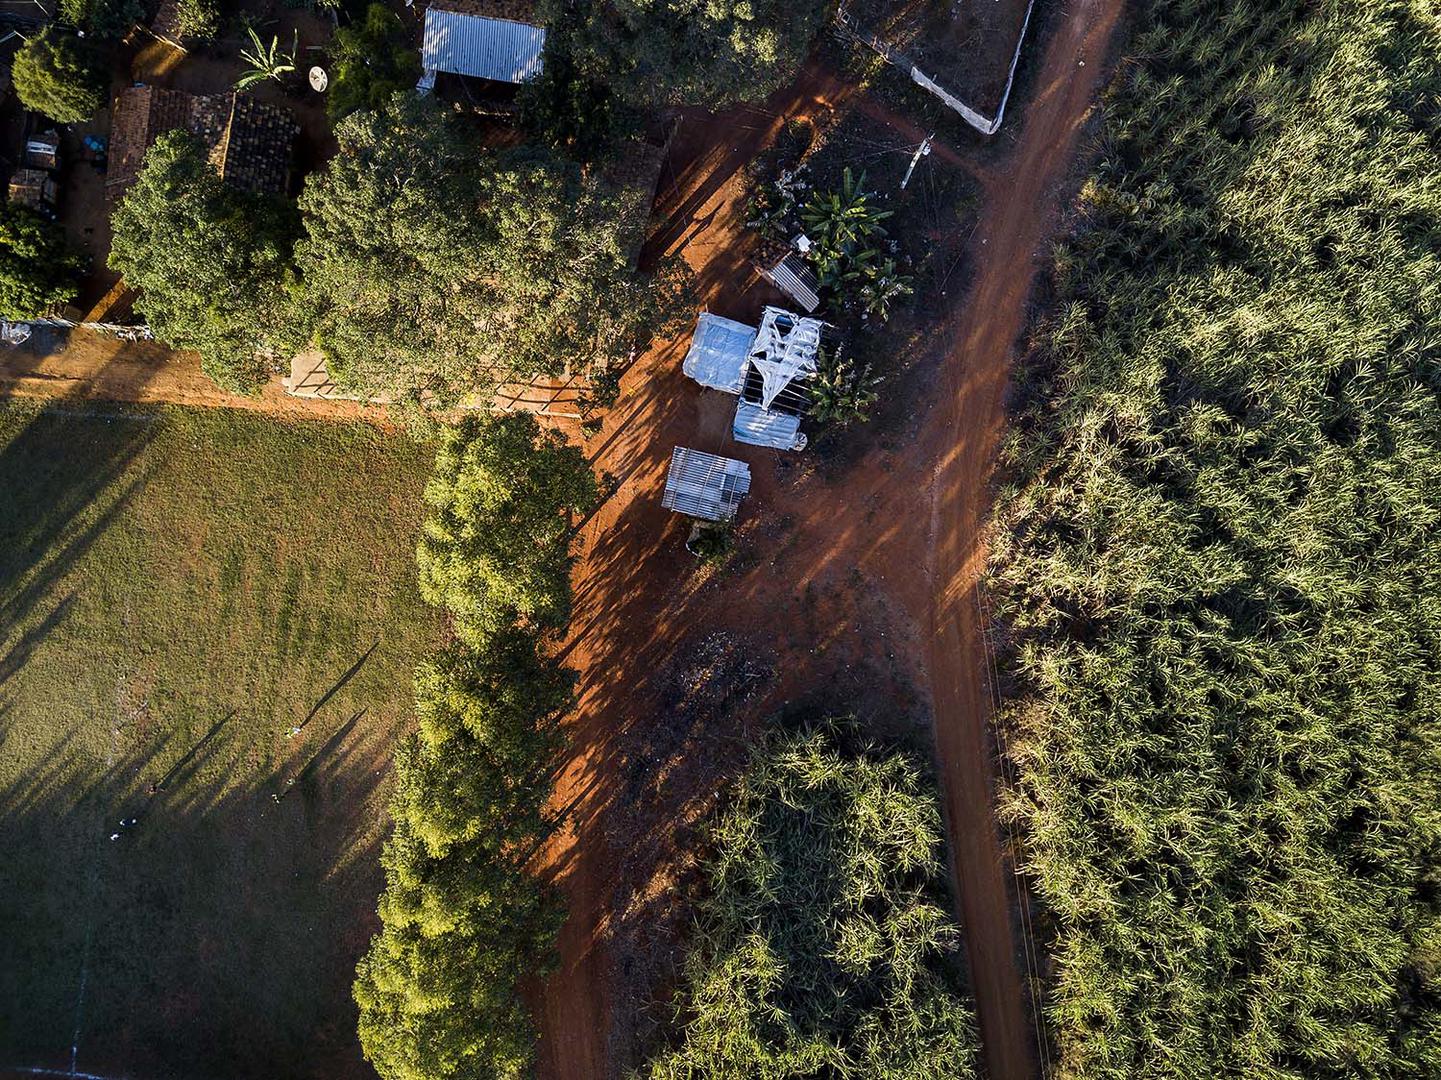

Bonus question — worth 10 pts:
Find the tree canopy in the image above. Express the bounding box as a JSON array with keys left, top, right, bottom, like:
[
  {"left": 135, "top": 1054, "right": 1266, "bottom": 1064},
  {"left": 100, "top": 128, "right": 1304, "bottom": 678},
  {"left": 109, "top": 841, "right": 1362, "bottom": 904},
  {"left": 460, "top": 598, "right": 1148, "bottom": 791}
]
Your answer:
[
  {"left": 327, "top": 4, "right": 422, "bottom": 120},
  {"left": 294, "top": 95, "right": 686, "bottom": 405},
  {"left": 548, "top": 0, "right": 827, "bottom": 110},
  {"left": 356, "top": 415, "right": 592, "bottom": 1080},
  {"left": 0, "top": 202, "right": 83, "bottom": 319},
  {"left": 12, "top": 28, "right": 106, "bottom": 124},
  {"left": 109, "top": 131, "right": 301, "bottom": 395},
  {"left": 416, "top": 412, "right": 598, "bottom": 650},
  {"left": 989, "top": 1, "right": 1441, "bottom": 1076},
  {"left": 642, "top": 722, "right": 982, "bottom": 1080}
]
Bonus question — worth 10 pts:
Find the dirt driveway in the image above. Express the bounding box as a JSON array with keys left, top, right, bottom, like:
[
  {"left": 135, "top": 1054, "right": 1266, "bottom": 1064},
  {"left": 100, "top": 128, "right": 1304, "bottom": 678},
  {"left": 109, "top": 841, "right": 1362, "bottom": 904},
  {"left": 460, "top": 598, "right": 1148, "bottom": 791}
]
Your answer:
[{"left": 532, "top": 0, "right": 1127, "bottom": 1076}]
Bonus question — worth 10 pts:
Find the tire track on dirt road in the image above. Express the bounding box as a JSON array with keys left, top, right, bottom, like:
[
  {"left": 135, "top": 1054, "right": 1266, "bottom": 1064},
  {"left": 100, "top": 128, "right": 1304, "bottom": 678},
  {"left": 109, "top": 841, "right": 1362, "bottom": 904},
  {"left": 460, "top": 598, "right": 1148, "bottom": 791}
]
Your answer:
[{"left": 919, "top": 1, "right": 1126, "bottom": 1079}]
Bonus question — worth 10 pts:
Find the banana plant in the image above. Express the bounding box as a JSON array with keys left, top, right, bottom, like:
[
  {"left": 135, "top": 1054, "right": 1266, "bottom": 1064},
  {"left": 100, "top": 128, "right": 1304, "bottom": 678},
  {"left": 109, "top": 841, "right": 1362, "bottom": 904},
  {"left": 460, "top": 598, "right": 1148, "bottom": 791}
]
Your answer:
[{"left": 236, "top": 27, "right": 298, "bottom": 91}]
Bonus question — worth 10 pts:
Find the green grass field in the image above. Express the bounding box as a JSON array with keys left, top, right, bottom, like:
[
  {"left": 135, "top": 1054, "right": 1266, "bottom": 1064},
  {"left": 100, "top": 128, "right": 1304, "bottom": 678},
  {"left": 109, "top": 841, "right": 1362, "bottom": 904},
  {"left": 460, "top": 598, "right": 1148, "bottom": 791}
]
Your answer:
[{"left": 0, "top": 403, "right": 435, "bottom": 1079}]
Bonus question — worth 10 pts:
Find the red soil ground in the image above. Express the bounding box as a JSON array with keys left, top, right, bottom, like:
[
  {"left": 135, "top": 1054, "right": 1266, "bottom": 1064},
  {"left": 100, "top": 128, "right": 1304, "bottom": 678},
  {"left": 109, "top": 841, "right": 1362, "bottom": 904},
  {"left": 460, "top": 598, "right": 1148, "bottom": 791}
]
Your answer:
[{"left": 532, "top": 0, "right": 1126, "bottom": 1076}]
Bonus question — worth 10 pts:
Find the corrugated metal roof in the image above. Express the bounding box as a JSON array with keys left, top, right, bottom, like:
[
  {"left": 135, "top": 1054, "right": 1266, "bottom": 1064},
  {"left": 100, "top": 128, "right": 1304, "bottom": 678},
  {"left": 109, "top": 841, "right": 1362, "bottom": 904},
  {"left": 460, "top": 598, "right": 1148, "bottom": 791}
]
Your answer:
[
  {"left": 683, "top": 312, "right": 755, "bottom": 394},
  {"left": 420, "top": 8, "right": 546, "bottom": 84},
  {"left": 661, "top": 447, "right": 752, "bottom": 521},
  {"left": 733, "top": 401, "right": 806, "bottom": 451},
  {"left": 762, "top": 254, "right": 821, "bottom": 312}
]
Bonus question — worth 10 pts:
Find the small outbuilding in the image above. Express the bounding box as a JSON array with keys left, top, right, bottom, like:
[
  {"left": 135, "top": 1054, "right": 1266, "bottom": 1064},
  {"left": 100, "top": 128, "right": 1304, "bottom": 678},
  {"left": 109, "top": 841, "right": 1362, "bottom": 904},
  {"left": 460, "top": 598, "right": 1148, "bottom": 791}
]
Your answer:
[
  {"left": 661, "top": 447, "right": 752, "bottom": 522},
  {"left": 416, "top": 2, "right": 546, "bottom": 92}
]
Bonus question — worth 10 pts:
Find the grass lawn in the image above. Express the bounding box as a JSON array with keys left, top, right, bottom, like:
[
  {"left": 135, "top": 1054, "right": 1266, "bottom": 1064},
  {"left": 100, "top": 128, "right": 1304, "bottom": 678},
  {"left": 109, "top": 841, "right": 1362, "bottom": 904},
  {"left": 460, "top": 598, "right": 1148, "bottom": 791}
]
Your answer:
[{"left": 0, "top": 403, "right": 436, "bottom": 1080}]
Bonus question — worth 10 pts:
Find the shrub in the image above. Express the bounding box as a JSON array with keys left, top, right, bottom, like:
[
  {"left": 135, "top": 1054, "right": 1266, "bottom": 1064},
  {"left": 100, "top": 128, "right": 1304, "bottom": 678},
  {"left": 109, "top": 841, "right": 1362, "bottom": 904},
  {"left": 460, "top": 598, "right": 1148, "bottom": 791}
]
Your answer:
[
  {"left": 12, "top": 28, "right": 106, "bottom": 125},
  {"left": 0, "top": 202, "right": 83, "bottom": 319},
  {"left": 640, "top": 723, "right": 983, "bottom": 1079},
  {"left": 808, "top": 344, "right": 879, "bottom": 427},
  {"left": 327, "top": 4, "right": 421, "bottom": 120}
]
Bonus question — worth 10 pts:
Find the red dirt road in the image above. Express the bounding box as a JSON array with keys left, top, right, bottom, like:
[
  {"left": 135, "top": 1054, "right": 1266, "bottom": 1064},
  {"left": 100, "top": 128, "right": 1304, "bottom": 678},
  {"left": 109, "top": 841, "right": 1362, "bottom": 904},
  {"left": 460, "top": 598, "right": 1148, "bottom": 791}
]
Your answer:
[
  {"left": 533, "top": 1, "right": 1125, "bottom": 1077},
  {"left": 920, "top": 0, "right": 1126, "bottom": 1077}
]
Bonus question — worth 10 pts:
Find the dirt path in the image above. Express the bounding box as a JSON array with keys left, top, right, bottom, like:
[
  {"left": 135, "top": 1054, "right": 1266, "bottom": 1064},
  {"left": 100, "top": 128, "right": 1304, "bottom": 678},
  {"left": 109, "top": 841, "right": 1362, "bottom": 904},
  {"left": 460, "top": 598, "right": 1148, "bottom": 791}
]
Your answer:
[
  {"left": 0, "top": 328, "right": 389, "bottom": 422},
  {"left": 918, "top": 1, "right": 1126, "bottom": 1077}
]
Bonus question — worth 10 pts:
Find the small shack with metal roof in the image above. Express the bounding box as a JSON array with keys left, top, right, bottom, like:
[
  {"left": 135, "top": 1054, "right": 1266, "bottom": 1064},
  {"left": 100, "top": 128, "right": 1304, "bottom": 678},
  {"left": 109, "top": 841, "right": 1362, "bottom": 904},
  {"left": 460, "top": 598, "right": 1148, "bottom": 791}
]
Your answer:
[
  {"left": 661, "top": 447, "right": 752, "bottom": 522},
  {"left": 416, "top": 4, "right": 546, "bottom": 92}
]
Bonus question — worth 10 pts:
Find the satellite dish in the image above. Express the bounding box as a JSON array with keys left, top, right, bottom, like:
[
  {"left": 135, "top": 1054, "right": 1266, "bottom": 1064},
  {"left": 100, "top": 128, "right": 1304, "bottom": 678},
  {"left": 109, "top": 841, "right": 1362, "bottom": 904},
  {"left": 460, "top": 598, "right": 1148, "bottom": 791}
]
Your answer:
[{"left": 308, "top": 66, "right": 328, "bottom": 93}]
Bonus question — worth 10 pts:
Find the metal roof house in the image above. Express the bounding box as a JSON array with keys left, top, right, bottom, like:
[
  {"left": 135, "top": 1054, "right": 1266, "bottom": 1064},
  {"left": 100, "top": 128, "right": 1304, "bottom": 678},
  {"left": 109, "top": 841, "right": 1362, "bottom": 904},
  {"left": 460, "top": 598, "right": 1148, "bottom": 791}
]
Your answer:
[
  {"left": 416, "top": 5, "right": 546, "bottom": 91},
  {"left": 661, "top": 447, "right": 752, "bottom": 522},
  {"left": 681, "top": 307, "right": 826, "bottom": 452}
]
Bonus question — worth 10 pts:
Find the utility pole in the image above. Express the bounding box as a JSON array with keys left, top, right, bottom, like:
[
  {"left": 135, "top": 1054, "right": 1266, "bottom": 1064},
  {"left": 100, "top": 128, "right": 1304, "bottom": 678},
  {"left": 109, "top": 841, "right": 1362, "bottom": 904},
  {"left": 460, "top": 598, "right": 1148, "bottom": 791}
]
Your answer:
[{"left": 900, "top": 134, "right": 934, "bottom": 191}]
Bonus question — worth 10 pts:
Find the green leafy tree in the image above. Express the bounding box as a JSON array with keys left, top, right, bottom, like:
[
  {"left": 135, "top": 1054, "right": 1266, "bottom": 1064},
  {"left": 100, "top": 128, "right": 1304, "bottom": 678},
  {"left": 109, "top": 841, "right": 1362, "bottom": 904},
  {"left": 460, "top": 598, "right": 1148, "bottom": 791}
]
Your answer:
[
  {"left": 517, "top": 17, "right": 631, "bottom": 161},
  {"left": 173, "top": 0, "right": 220, "bottom": 41},
  {"left": 327, "top": 4, "right": 422, "bottom": 120},
  {"left": 0, "top": 203, "right": 83, "bottom": 319},
  {"left": 416, "top": 412, "right": 598, "bottom": 649},
  {"left": 58, "top": 0, "right": 145, "bottom": 38},
  {"left": 109, "top": 131, "right": 301, "bottom": 394},
  {"left": 295, "top": 95, "right": 688, "bottom": 405},
  {"left": 642, "top": 723, "right": 983, "bottom": 1079},
  {"left": 551, "top": 0, "right": 827, "bottom": 110},
  {"left": 357, "top": 434, "right": 587, "bottom": 1080},
  {"left": 12, "top": 28, "right": 106, "bottom": 124}
]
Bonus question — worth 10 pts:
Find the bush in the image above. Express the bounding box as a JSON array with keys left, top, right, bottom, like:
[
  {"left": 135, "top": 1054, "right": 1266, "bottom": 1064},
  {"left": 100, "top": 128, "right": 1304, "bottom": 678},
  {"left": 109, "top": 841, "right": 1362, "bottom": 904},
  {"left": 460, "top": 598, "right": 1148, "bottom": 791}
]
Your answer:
[
  {"left": 640, "top": 723, "right": 983, "bottom": 1079},
  {"left": 0, "top": 202, "right": 83, "bottom": 319},
  {"left": 173, "top": 0, "right": 220, "bottom": 41},
  {"left": 989, "top": 2, "right": 1441, "bottom": 1076},
  {"left": 326, "top": 4, "right": 421, "bottom": 120},
  {"left": 12, "top": 28, "right": 106, "bottom": 125},
  {"left": 808, "top": 344, "right": 879, "bottom": 427}
]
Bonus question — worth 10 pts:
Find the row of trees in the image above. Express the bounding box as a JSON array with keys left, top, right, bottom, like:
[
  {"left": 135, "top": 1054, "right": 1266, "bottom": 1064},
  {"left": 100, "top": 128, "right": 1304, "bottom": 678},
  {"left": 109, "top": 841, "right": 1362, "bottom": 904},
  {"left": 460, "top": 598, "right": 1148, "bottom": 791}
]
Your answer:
[
  {"left": 110, "top": 95, "right": 687, "bottom": 400},
  {"left": 640, "top": 722, "right": 982, "bottom": 1079},
  {"left": 988, "top": 1, "right": 1441, "bottom": 1076},
  {"left": 355, "top": 413, "right": 598, "bottom": 1080}
]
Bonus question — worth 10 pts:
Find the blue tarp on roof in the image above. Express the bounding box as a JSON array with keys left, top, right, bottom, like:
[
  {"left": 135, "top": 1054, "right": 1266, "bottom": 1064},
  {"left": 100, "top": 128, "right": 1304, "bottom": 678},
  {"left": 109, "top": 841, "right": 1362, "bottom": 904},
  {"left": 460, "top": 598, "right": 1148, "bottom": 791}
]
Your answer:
[
  {"left": 733, "top": 401, "right": 805, "bottom": 450},
  {"left": 420, "top": 8, "right": 546, "bottom": 84},
  {"left": 683, "top": 312, "right": 755, "bottom": 394}
]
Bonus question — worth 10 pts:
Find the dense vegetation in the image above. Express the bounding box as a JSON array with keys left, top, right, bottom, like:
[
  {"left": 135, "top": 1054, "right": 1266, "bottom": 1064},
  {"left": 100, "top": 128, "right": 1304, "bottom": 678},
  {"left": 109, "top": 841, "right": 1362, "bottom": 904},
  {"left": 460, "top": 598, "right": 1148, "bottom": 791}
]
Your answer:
[
  {"left": 355, "top": 413, "right": 597, "bottom": 1080},
  {"left": 548, "top": 0, "right": 827, "bottom": 110},
  {"left": 327, "top": 4, "right": 421, "bottom": 120},
  {"left": 0, "top": 202, "right": 83, "bottom": 318},
  {"left": 295, "top": 95, "right": 685, "bottom": 405},
  {"left": 109, "top": 132, "right": 301, "bottom": 394},
  {"left": 989, "top": 2, "right": 1441, "bottom": 1077},
  {"left": 12, "top": 28, "right": 106, "bottom": 124},
  {"left": 641, "top": 723, "right": 982, "bottom": 1079}
]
